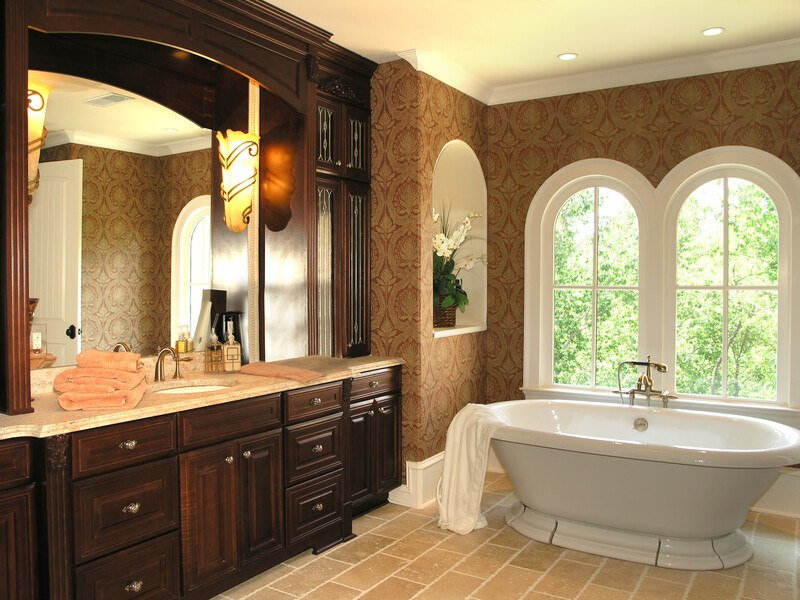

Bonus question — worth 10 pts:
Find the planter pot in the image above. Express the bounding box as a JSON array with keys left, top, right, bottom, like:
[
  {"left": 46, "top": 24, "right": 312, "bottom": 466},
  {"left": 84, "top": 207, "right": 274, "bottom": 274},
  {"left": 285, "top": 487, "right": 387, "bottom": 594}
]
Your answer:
[{"left": 433, "top": 305, "right": 456, "bottom": 328}]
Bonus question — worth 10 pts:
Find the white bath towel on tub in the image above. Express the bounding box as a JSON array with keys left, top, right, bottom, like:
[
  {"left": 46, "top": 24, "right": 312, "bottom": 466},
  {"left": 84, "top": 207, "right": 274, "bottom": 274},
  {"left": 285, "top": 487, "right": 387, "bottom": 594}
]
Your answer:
[{"left": 437, "top": 403, "right": 507, "bottom": 534}]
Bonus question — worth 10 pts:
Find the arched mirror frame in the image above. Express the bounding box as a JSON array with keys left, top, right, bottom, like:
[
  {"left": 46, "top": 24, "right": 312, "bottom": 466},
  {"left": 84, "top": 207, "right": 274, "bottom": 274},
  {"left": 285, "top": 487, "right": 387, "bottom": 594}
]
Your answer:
[{"left": 2, "top": 0, "right": 331, "bottom": 414}]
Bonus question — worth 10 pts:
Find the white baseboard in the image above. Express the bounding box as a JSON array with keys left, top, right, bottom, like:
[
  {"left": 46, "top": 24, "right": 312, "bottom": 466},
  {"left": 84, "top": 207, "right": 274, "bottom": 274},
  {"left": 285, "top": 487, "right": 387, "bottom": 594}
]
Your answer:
[
  {"left": 388, "top": 452, "right": 444, "bottom": 509},
  {"left": 388, "top": 447, "right": 507, "bottom": 510},
  {"left": 752, "top": 468, "right": 800, "bottom": 518}
]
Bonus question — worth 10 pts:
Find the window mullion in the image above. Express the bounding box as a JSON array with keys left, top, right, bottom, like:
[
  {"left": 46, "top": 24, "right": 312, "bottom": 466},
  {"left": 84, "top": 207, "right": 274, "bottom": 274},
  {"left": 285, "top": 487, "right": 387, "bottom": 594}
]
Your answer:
[
  {"left": 591, "top": 187, "right": 599, "bottom": 387},
  {"left": 722, "top": 177, "right": 729, "bottom": 398}
]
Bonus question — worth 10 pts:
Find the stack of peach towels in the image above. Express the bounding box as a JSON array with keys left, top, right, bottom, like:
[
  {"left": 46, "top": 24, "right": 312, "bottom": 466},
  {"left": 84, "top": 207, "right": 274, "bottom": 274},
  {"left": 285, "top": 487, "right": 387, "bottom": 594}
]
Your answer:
[{"left": 53, "top": 349, "right": 147, "bottom": 411}]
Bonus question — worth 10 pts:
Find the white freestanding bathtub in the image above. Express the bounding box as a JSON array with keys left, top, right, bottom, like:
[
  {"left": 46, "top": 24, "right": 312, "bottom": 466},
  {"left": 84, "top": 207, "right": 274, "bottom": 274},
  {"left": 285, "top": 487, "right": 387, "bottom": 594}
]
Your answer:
[{"left": 489, "top": 399, "right": 800, "bottom": 570}]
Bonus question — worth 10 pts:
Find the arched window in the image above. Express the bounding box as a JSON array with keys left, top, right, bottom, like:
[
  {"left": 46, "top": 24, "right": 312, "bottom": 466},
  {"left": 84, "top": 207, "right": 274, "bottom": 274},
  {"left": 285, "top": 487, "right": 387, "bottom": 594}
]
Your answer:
[
  {"left": 552, "top": 186, "right": 639, "bottom": 387},
  {"left": 673, "top": 177, "right": 778, "bottom": 401},
  {"left": 171, "top": 195, "right": 211, "bottom": 343}
]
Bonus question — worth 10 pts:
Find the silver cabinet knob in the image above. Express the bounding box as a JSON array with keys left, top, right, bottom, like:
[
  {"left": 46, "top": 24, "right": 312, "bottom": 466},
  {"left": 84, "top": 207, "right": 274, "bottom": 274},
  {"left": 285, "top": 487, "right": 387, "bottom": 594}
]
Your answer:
[
  {"left": 312, "top": 502, "right": 324, "bottom": 512},
  {"left": 335, "top": 160, "right": 342, "bottom": 166},
  {"left": 311, "top": 444, "right": 324, "bottom": 454},
  {"left": 368, "top": 380, "right": 380, "bottom": 388},
  {"left": 367, "top": 410, "right": 375, "bottom": 416},
  {"left": 225, "top": 456, "right": 234, "bottom": 464},
  {"left": 379, "top": 407, "right": 390, "bottom": 414},
  {"left": 124, "top": 580, "right": 143, "bottom": 593},
  {"left": 119, "top": 439, "right": 138, "bottom": 450},
  {"left": 121, "top": 502, "right": 141, "bottom": 515},
  {"left": 309, "top": 397, "right": 322, "bottom": 406},
  {"left": 242, "top": 450, "right": 252, "bottom": 459}
]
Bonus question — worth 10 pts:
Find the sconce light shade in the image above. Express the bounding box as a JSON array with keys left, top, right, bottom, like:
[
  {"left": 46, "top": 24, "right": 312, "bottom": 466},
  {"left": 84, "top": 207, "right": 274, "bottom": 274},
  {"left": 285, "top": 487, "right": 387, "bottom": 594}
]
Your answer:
[
  {"left": 27, "top": 80, "right": 51, "bottom": 201},
  {"left": 216, "top": 129, "right": 260, "bottom": 233}
]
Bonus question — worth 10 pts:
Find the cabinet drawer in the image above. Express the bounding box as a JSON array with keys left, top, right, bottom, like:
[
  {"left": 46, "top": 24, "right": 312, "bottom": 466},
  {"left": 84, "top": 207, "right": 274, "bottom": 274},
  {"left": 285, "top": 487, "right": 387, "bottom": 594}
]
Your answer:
[
  {"left": 0, "top": 439, "right": 33, "bottom": 490},
  {"left": 75, "top": 532, "right": 180, "bottom": 600},
  {"left": 73, "top": 457, "right": 179, "bottom": 564},
  {"left": 72, "top": 415, "right": 176, "bottom": 479},
  {"left": 178, "top": 394, "right": 280, "bottom": 450},
  {"left": 350, "top": 367, "right": 401, "bottom": 401},
  {"left": 285, "top": 469, "right": 343, "bottom": 545},
  {"left": 285, "top": 382, "right": 342, "bottom": 423},
  {"left": 285, "top": 414, "right": 343, "bottom": 486}
]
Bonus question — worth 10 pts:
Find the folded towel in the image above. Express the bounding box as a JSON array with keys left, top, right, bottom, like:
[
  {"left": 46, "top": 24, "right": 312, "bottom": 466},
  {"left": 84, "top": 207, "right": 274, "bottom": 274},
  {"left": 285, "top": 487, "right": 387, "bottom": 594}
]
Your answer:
[
  {"left": 437, "top": 403, "right": 507, "bottom": 535},
  {"left": 76, "top": 348, "right": 142, "bottom": 373},
  {"left": 54, "top": 366, "right": 145, "bottom": 392},
  {"left": 240, "top": 362, "right": 322, "bottom": 383},
  {"left": 57, "top": 379, "right": 148, "bottom": 411},
  {"left": 51, "top": 382, "right": 118, "bottom": 394}
]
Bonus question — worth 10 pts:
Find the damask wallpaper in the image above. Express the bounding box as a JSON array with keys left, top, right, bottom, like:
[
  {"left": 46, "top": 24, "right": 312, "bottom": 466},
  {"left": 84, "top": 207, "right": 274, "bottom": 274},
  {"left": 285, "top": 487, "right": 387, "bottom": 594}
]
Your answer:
[
  {"left": 371, "top": 59, "right": 800, "bottom": 462},
  {"left": 485, "top": 60, "right": 800, "bottom": 405},
  {"left": 40, "top": 145, "right": 211, "bottom": 357},
  {"left": 371, "top": 60, "right": 488, "bottom": 462}
]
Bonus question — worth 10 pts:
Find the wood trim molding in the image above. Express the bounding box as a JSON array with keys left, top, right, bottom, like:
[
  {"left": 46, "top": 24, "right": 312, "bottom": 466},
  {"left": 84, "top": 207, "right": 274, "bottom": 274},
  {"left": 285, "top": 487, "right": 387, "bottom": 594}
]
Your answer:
[{"left": 2, "top": 0, "right": 33, "bottom": 416}]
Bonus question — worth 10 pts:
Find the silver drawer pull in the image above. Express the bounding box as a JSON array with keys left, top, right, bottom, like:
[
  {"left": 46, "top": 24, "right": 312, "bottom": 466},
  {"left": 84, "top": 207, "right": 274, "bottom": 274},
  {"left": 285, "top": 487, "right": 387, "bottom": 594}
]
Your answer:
[
  {"left": 312, "top": 502, "right": 324, "bottom": 512},
  {"left": 119, "top": 439, "right": 138, "bottom": 450},
  {"left": 309, "top": 397, "right": 322, "bottom": 406},
  {"left": 121, "top": 502, "right": 141, "bottom": 515},
  {"left": 225, "top": 456, "right": 234, "bottom": 464},
  {"left": 368, "top": 380, "right": 380, "bottom": 388},
  {"left": 124, "top": 580, "right": 143, "bottom": 593},
  {"left": 311, "top": 444, "right": 324, "bottom": 454},
  {"left": 242, "top": 450, "right": 252, "bottom": 459}
]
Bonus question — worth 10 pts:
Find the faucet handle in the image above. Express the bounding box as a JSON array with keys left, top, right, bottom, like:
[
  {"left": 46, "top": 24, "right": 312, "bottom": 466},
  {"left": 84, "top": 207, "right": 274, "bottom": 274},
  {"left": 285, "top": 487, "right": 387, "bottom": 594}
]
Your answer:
[{"left": 660, "top": 391, "right": 678, "bottom": 408}]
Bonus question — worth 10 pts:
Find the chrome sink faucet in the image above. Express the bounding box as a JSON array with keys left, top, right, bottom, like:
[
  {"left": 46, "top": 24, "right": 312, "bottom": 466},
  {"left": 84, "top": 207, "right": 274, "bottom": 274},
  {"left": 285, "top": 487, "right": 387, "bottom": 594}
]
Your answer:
[{"left": 617, "top": 355, "right": 678, "bottom": 407}]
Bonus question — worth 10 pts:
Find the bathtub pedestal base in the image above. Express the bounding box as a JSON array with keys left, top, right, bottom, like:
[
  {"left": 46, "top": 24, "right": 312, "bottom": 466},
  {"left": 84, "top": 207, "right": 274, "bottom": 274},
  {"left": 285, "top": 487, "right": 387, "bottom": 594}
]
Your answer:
[{"left": 506, "top": 502, "right": 753, "bottom": 570}]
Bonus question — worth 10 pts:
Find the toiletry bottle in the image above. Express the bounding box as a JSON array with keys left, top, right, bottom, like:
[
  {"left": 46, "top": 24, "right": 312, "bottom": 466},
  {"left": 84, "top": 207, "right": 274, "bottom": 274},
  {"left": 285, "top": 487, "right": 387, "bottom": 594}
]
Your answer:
[
  {"left": 205, "top": 330, "right": 223, "bottom": 373},
  {"left": 176, "top": 326, "right": 188, "bottom": 354},
  {"left": 183, "top": 325, "right": 194, "bottom": 352},
  {"left": 223, "top": 320, "right": 241, "bottom": 372}
]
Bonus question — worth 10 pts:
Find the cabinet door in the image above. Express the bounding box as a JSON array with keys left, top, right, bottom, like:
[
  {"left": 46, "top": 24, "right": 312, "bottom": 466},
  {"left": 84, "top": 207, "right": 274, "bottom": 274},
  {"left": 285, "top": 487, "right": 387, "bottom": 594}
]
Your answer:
[
  {"left": 0, "top": 485, "right": 37, "bottom": 600},
  {"left": 336, "top": 180, "right": 371, "bottom": 357},
  {"left": 238, "top": 431, "right": 283, "bottom": 567},
  {"left": 342, "top": 103, "right": 369, "bottom": 182},
  {"left": 180, "top": 442, "right": 238, "bottom": 594},
  {"left": 314, "top": 177, "right": 338, "bottom": 356},
  {"left": 316, "top": 96, "right": 342, "bottom": 176},
  {"left": 348, "top": 399, "right": 376, "bottom": 512},
  {"left": 376, "top": 395, "right": 402, "bottom": 493}
]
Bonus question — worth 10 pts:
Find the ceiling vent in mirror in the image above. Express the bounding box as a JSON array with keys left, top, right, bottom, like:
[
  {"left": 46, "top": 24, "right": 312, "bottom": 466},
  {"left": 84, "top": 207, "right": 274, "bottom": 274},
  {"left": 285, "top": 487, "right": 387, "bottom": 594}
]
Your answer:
[{"left": 82, "top": 92, "right": 134, "bottom": 107}]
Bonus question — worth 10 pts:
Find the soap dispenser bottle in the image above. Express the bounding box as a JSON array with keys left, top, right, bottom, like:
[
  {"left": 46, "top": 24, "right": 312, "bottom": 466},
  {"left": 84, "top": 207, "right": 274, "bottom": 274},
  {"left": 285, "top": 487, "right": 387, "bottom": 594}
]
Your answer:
[
  {"left": 205, "top": 329, "right": 223, "bottom": 373},
  {"left": 223, "top": 319, "right": 241, "bottom": 372}
]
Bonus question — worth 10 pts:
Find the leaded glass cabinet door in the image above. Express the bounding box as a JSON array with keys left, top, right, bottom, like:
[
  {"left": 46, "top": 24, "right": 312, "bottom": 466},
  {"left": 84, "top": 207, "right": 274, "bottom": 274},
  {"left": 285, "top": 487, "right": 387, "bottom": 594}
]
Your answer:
[
  {"left": 342, "top": 104, "right": 369, "bottom": 182},
  {"left": 335, "top": 181, "right": 370, "bottom": 357},
  {"left": 316, "top": 96, "right": 341, "bottom": 177}
]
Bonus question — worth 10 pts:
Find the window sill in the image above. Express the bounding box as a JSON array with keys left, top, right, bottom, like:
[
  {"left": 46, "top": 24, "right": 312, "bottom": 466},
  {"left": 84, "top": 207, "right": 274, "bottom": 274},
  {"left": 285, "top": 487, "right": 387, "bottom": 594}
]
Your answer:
[
  {"left": 520, "top": 386, "right": 800, "bottom": 429},
  {"left": 433, "top": 321, "right": 487, "bottom": 338}
]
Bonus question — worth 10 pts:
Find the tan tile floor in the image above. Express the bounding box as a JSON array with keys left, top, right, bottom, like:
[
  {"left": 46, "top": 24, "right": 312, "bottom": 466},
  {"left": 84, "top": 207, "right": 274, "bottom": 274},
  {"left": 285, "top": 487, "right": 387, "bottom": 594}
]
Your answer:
[{"left": 216, "top": 473, "right": 800, "bottom": 600}]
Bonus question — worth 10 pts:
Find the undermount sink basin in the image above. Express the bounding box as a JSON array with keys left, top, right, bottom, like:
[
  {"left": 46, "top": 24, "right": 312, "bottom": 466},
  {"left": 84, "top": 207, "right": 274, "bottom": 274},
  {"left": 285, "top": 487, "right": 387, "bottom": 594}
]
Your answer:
[{"left": 155, "top": 384, "right": 231, "bottom": 395}]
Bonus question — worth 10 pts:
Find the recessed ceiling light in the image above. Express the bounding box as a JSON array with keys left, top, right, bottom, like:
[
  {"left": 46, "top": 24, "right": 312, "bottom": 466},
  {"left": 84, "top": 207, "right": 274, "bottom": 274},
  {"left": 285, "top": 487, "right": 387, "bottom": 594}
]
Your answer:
[
  {"left": 162, "top": 127, "right": 178, "bottom": 133},
  {"left": 558, "top": 52, "right": 578, "bottom": 61},
  {"left": 701, "top": 26, "right": 726, "bottom": 37}
]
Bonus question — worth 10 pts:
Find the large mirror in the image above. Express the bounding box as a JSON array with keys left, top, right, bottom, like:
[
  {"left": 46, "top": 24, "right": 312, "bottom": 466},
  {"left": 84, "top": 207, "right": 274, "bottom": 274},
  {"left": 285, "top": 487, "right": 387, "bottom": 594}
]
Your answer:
[{"left": 29, "top": 70, "right": 212, "bottom": 368}]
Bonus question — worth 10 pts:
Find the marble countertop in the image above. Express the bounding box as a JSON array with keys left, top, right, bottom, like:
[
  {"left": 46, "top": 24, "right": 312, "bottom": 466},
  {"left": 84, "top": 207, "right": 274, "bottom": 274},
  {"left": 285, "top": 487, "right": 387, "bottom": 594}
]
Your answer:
[{"left": 0, "top": 355, "right": 403, "bottom": 441}]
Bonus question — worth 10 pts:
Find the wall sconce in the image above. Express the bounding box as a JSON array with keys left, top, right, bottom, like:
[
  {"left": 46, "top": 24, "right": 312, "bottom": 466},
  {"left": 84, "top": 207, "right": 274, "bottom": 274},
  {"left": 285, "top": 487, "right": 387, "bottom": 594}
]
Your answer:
[
  {"left": 216, "top": 129, "right": 260, "bottom": 233},
  {"left": 27, "top": 80, "right": 51, "bottom": 203}
]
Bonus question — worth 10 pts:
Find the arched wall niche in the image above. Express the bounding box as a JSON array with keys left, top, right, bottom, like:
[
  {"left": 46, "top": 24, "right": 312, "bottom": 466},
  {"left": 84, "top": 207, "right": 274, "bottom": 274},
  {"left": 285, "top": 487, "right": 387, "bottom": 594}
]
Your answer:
[{"left": 431, "top": 139, "right": 488, "bottom": 335}]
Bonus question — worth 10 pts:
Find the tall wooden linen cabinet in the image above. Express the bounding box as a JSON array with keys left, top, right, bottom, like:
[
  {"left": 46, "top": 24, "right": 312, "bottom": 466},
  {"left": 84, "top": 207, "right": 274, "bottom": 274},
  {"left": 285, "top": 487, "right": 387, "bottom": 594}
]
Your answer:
[{"left": 312, "top": 44, "right": 376, "bottom": 358}]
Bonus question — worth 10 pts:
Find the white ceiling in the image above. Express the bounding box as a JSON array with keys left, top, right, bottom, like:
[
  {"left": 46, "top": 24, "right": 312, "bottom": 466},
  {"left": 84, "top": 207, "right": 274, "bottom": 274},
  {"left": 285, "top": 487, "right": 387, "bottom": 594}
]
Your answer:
[
  {"left": 31, "top": 1, "right": 800, "bottom": 149},
  {"left": 268, "top": 0, "right": 800, "bottom": 104}
]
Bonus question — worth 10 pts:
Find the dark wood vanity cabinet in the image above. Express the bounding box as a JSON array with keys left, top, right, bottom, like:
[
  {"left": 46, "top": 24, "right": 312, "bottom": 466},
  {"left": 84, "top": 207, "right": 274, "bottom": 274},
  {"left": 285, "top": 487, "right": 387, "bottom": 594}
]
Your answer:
[
  {"left": 0, "top": 439, "right": 37, "bottom": 599},
  {"left": 178, "top": 396, "right": 283, "bottom": 598},
  {"left": 348, "top": 367, "right": 403, "bottom": 515}
]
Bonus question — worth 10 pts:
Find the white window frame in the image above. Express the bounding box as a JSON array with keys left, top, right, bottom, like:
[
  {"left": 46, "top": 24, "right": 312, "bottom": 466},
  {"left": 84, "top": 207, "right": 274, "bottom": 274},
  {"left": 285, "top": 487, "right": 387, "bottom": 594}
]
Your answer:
[
  {"left": 659, "top": 147, "right": 800, "bottom": 408},
  {"left": 525, "top": 159, "right": 659, "bottom": 391},
  {"left": 523, "top": 149, "right": 800, "bottom": 418},
  {"left": 170, "top": 194, "right": 211, "bottom": 344}
]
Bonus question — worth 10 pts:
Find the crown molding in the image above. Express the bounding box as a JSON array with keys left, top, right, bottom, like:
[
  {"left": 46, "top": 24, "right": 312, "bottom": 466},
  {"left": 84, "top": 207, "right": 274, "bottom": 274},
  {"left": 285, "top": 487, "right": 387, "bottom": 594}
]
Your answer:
[
  {"left": 397, "top": 49, "right": 494, "bottom": 104},
  {"left": 489, "top": 37, "right": 800, "bottom": 105},
  {"left": 44, "top": 130, "right": 211, "bottom": 156}
]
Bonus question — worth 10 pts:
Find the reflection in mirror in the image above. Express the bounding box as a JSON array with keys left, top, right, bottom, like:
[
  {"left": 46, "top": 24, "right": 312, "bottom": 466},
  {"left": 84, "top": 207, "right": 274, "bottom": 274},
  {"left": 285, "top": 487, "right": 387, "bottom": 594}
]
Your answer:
[{"left": 29, "top": 71, "right": 212, "bottom": 368}]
